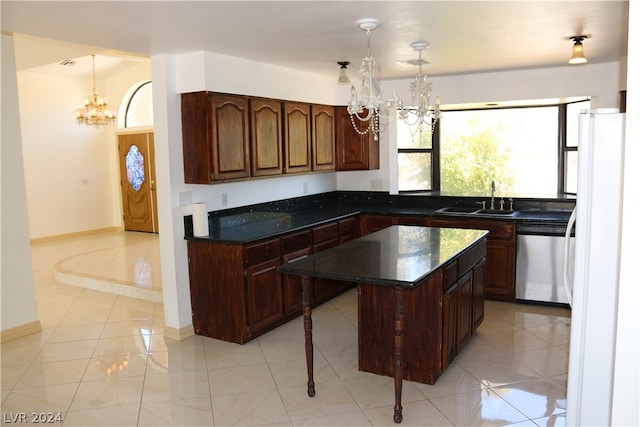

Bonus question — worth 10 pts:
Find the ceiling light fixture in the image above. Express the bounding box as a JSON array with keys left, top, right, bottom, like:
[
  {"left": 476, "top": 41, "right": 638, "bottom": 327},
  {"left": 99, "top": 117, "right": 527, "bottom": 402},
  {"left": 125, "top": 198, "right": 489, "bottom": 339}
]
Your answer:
[
  {"left": 569, "top": 35, "right": 588, "bottom": 65},
  {"left": 345, "top": 19, "right": 442, "bottom": 142},
  {"left": 337, "top": 61, "right": 351, "bottom": 84},
  {"left": 75, "top": 54, "right": 117, "bottom": 127},
  {"left": 396, "top": 41, "right": 441, "bottom": 141},
  {"left": 346, "top": 18, "right": 387, "bottom": 141}
]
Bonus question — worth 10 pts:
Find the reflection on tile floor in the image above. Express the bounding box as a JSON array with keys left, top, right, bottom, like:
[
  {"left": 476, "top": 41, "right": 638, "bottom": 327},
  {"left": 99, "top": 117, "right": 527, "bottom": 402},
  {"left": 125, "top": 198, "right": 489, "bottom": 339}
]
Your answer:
[{"left": 1, "top": 231, "right": 571, "bottom": 426}]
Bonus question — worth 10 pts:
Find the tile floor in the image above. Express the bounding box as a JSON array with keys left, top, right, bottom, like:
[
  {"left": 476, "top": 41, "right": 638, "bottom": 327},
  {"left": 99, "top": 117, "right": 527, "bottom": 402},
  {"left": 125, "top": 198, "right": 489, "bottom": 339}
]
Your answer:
[{"left": 2, "top": 231, "right": 571, "bottom": 426}]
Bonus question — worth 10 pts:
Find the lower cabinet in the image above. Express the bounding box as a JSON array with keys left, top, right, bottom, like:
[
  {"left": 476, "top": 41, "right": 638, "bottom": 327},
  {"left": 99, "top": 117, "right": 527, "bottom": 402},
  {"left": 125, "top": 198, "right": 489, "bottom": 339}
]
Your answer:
[
  {"left": 431, "top": 217, "right": 515, "bottom": 301},
  {"left": 187, "top": 216, "right": 358, "bottom": 344},
  {"left": 358, "top": 238, "right": 487, "bottom": 385}
]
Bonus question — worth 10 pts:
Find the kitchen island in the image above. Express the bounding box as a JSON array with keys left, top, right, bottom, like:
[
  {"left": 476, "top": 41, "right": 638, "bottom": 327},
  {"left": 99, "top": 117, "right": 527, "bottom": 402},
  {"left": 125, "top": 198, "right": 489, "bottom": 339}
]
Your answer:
[{"left": 279, "top": 225, "right": 488, "bottom": 423}]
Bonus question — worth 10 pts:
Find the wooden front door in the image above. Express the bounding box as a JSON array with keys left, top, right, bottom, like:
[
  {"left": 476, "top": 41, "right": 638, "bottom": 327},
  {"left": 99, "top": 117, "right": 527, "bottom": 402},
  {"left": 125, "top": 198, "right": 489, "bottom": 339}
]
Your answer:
[{"left": 117, "top": 131, "right": 158, "bottom": 233}]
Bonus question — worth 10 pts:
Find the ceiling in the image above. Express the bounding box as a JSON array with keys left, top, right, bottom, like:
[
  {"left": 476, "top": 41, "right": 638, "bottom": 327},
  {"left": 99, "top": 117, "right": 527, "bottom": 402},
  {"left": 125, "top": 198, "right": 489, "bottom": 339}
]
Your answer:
[{"left": 1, "top": 1, "right": 630, "bottom": 81}]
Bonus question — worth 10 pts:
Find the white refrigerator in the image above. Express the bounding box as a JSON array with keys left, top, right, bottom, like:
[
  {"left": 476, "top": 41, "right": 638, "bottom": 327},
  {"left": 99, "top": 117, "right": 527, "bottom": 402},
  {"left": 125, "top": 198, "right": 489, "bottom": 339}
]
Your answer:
[{"left": 564, "top": 109, "right": 625, "bottom": 425}]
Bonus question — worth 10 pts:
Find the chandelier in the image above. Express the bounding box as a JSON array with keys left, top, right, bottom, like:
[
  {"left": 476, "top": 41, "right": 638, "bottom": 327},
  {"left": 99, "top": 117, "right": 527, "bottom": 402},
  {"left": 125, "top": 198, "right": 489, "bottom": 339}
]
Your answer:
[
  {"left": 75, "top": 55, "right": 117, "bottom": 127},
  {"left": 396, "top": 41, "right": 441, "bottom": 141},
  {"left": 346, "top": 19, "right": 441, "bottom": 142},
  {"left": 346, "top": 18, "right": 386, "bottom": 141}
]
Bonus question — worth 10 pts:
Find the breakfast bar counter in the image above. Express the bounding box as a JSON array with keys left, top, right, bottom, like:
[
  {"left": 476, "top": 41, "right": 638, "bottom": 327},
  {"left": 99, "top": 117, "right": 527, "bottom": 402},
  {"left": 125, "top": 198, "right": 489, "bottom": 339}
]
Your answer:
[{"left": 279, "top": 225, "right": 488, "bottom": 423}]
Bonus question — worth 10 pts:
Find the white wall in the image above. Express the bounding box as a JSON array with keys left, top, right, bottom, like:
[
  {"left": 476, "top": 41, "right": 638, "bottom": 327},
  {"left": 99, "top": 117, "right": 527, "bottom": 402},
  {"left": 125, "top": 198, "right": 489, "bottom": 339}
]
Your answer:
[
  {"left": 16, "top": 61, "right": 152, "bottom": 240},
  {"left": 1, "top": 33, "right": 40, "bottom": 332}
]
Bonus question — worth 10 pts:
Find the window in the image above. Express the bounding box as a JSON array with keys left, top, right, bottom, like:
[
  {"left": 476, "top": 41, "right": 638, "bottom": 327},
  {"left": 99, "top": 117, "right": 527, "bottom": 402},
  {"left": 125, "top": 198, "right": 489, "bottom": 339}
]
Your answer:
[
  {"left": 397, "top": 99, "right": 590, "bottom": 196},
  {"left": 124, "top": 81, "right": 153, "bottom": 128}
]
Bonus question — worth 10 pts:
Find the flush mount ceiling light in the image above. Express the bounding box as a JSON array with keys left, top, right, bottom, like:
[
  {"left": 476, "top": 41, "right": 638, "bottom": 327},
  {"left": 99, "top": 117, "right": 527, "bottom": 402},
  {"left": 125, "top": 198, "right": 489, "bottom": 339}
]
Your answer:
[
  {"left": 569, "top": 35, "right": 589, "bottom": 65},
  {"left": 337, "top": 61, "right": 351, "bottom": 84},
  {"left": 75, "top": 54, "right": 117, "bottom": 127},
  {"left": 395, "top": 41, "right": 441, "bottom": 141}
]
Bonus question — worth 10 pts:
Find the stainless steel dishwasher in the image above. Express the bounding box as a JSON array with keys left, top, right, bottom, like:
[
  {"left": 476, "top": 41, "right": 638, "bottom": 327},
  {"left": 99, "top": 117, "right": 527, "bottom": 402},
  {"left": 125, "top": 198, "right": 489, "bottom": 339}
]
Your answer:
[{"left": 516, "top": 222, "right": 574, "bottom": 305}]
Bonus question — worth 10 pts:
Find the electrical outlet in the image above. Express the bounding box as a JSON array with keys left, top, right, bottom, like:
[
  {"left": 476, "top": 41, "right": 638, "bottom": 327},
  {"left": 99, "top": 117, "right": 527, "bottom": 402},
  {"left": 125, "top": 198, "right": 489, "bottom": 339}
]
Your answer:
[
  {"left": 303, "top": 182, "right": 309, "bottom": 194},
  {"left": 222, "top": 192, "right": 228, "bottom": 206},
  {"left": 370, "top": 179, "right": 383, "bottom": 189}
]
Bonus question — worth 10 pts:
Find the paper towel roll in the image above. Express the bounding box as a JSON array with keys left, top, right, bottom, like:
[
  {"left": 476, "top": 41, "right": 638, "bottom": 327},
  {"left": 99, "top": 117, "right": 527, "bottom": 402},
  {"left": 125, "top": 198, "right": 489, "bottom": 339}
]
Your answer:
[{"left": 192, "top": 203, "right": 209, "bottom": 237}]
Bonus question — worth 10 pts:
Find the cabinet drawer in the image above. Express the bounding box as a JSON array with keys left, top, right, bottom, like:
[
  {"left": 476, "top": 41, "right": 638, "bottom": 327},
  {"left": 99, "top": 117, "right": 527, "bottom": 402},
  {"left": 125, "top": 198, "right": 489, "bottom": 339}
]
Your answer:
[
  {"left": 282, "top": 230, "right": 312, "bottom": 254},
  {"left": 431, "top": 218, "right": 515, "bottom": 241},
  {"left": 458, "top": 239, "right": 487, "bottom": 275},
  {"left": 313, "top": 222, "right": 338, "bottom": 244},
  {"left": 245, "top": 238, "right": 281, "bottom": 266},
  {"left": 443, "top": 261, "right": 458, "bottom": 290},
  {"left": 338, "top": 216, "right": 358, "bottom": 236},
  {"left": 469, "top": 220, "right": 515, "bottom": 241}
]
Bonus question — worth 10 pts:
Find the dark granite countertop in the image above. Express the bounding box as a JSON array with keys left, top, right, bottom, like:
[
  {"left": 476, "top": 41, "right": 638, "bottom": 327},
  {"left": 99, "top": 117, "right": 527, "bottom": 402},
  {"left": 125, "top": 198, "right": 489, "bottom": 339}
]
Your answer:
[
  {"left": 184, "top": 191, "right": 574, "bottom": 244},
  {"left": 279, "top": 225, "right": 489, "bottom": 288}
]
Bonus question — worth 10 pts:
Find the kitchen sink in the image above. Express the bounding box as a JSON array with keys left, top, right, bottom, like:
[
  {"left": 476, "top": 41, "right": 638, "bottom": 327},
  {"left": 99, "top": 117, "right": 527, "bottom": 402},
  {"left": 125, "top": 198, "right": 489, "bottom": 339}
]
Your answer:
[
  {"left": 434, "top": 206, "right": 480, "bottom": 214},
  {"left": 475, "top": 209, "right": 519, "bottom": 217},
  {"left": 434, "top": 206, "right": 519, "bottom": 217}
]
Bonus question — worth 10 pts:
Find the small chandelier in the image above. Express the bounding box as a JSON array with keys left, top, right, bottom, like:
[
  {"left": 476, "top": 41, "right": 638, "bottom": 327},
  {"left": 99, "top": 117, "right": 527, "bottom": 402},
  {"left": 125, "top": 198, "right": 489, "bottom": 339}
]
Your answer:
[
  {"left": 347, "top": 18, "right": 386, "bottom": 141},
  {"left": 568, "top": 35, "right": 588, "bottom": 65},
  {"left": 396, "top": 41, "right": 441, "bottom": 141},
  {"left": 75, "top": 54, "right": 117, "bottom": 127}
]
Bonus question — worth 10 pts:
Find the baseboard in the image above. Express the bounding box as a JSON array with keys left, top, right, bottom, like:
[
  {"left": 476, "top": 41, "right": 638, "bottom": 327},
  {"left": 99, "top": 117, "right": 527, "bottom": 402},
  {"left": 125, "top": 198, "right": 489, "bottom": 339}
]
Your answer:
[
  {"left": 0, "top": 320, "right": 42, "bottom": 343},
  {"left": 30, "top": 227, "right": 123, "bottom": 244},
  {"left": 164, "top": 324, "right": 195, "bottom": 341}
]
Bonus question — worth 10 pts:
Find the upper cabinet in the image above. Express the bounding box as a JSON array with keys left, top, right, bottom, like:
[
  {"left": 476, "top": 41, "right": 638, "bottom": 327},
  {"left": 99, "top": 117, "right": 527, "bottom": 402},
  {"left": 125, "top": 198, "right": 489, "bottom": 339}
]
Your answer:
[
  {"left": 283, "top": 102, "right": 312, "bottom": 174},
  {"left": 181, "top": 92, "right": 380, "bottom": 184},
  {"left": 335, "top": 106, "right": 380, "bottom": 171},
  {"left": 250, "top": 98, "right": 283, "bottom": 177},
  {"left": 181, "top": 92, "right": 251, "bottom": 183},
  {"left": 311, "top": 104, "right": 336, "bottom": 171}
]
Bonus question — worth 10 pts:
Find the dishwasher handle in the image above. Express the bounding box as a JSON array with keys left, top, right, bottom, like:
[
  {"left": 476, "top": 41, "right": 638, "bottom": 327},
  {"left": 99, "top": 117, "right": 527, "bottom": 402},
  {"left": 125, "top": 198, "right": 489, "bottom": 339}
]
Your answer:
[{"left": 564, "top": 207, "right": 577, "bottom": 307}]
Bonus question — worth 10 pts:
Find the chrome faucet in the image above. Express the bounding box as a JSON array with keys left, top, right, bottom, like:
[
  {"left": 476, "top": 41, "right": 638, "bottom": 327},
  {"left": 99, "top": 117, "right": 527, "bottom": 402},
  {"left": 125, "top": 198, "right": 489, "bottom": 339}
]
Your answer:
[{"left": 490, "top": 180, "right": 496, "bottom": 210}]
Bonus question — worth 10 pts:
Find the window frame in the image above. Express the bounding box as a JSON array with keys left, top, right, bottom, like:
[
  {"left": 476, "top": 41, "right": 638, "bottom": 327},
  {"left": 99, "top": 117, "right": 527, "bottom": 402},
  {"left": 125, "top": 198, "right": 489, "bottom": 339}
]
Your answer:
[{"left": 397, "top": 99, "right": 588, "bottom": 196}]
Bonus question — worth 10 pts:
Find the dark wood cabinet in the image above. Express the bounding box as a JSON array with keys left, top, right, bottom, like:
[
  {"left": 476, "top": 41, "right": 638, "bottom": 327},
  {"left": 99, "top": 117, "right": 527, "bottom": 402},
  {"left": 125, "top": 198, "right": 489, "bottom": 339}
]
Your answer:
[
  {"left": 187, "top": 215, "right": 359, "bottom": 344},
  {"left": 283, "top": 102, "right": 311, "bottom": 173},
  {"left": 181, "top": 92, "right": 251, "bottom": 183},
  {"left": 245, "top": 239, "right": 283, "bottom": 334},
  {"left": 430, "top": 217, "right": 516, "bottom": 301},
  {"left": 182, "top": 92, "right": 338, "bottom": 183},
  {"left": 249, "top": 98, "right": 283, "bottom": 177},
  {"left": 281, "top": 230, "right": 313, "bottom": 315},
  {"left": 182, "top": 92, "right": 251, "bottom": 184},
  {"left": 311, "top": 104, "right": 336, "bottom": 171},
  {"left": 360, "top": 214, "right": 429, "bottom": 235},
  {"left": 335, "top": 106, "right": 379, "bottom": 171},
  {"left": 358, "top": 238, "right": 486, "bottom": 385}
]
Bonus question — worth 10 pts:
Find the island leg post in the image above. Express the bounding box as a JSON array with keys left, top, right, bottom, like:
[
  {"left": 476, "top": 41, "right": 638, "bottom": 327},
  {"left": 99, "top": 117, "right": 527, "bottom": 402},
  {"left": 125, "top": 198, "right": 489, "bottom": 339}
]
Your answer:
[
  {"left": 302, "top": 275, "right": 315, "bottom": 397},
  {"left": 393, "top": 287, "right": 405, "bottom": 423}
]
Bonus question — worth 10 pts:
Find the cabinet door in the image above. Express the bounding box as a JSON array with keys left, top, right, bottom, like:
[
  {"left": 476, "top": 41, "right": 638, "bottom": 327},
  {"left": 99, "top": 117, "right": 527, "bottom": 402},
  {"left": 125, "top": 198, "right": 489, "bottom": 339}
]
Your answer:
[
  {"left": 311, "top": 104, "right": 336, "bottom": 171},
  {"left": 282, "top": 248, "right": 310, "bottom": 315},
  {"left": 335, "top": 106, "right": 379, "bottom": 170},
  {"left": 361, "top": 214, "right": 394, "bottom": 234},
  {"left": 246, "top": 259, "right": 283, "bottom": 335},
  {"left": 442, "top": 283, "right": 458, "bottom": 370},
  {"left": 181, "top": 92, "right": 213, "bottom": 184},
  {"left": 484, "top": 241, "right": 515, "bottom": 301},
  {"left": 210, "top": 94, "right": 251, "bottom": 180},
  {"left": 312, "top": 222, "right": 340, "bottom": 303},
  {"left": 283, "top": 102, "right": 311, "bottom": 173},
  {"left": 472, "top": 258, "right": 486, "bottom": 331},
  {"left": 250, "top": 98, "right": 283, "bottom": 176},
  {"left": 456, "top": 270, "right": 473, "bottom": 351}
]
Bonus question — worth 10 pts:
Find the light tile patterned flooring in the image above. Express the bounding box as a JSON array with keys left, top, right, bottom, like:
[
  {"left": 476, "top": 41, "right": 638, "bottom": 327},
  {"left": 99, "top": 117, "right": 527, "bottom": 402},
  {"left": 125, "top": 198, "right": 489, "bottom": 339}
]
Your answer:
[{"left": 2, "top": 231, "right": 571, "bottom": 426}]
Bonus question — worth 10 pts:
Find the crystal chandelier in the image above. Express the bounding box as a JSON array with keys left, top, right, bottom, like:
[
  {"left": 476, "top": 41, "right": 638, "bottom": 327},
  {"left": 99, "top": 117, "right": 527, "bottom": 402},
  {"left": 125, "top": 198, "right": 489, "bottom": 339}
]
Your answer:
[
  {"left": 347, "top": 18, "right": 387, "bottom": 141},
  {"left": 396, "top": 41, "right": 441, "bottom": 141},
  {"left": 346, "top": 19, "right": 441, "bottom": 142},
  {"left": 75, "top": 55, "right": 117, "bottom": 127}
]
